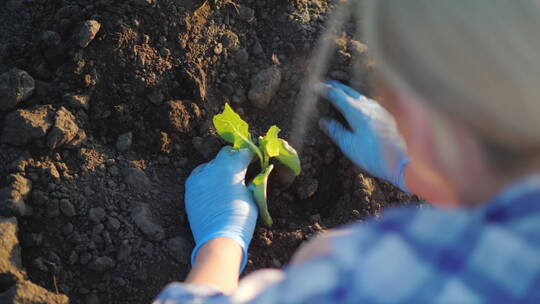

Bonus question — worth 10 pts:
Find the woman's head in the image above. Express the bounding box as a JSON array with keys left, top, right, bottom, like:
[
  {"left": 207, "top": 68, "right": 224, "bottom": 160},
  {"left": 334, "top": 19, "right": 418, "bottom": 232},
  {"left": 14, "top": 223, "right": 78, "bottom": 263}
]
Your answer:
[{"left": 362, "top": 0, "right": 540, "bottom": 203}]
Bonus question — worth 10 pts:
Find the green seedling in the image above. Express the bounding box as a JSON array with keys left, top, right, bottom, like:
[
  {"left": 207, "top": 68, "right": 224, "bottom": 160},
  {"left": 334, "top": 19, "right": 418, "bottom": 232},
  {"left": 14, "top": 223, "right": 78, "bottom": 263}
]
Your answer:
[{"left": 213, "top": 103, "right": 301, "bottom": 226}]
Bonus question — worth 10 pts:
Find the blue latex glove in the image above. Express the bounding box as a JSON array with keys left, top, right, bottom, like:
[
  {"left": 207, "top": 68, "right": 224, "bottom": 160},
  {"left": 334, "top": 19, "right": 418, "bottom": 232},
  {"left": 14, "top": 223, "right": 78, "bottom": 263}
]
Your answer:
[
  {"left": 185, "top": 146, "right": 257, "bottom": 272},
  {"left": 318, "top": 80, "right": 410, "bottom": 192}
]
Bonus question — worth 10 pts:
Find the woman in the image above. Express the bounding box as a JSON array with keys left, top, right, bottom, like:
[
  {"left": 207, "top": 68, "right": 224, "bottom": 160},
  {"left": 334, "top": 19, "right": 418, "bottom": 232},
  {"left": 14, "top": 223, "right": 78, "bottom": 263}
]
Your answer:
[{"left": 154, "top": 1, "right": 540, "bottom": 303}]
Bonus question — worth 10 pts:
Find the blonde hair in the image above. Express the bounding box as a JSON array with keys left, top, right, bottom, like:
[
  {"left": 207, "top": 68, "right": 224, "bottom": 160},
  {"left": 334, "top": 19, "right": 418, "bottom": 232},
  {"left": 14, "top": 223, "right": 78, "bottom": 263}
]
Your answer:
[{"left": 362, "top": 0, "right": 540, "bottom": 159}]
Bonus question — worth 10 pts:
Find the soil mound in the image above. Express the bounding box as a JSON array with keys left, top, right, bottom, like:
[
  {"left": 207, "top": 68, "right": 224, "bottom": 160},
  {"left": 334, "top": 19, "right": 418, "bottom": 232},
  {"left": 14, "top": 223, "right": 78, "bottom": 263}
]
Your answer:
[{"left": 0, "top": 0, "right": 418, "bottom": 303}]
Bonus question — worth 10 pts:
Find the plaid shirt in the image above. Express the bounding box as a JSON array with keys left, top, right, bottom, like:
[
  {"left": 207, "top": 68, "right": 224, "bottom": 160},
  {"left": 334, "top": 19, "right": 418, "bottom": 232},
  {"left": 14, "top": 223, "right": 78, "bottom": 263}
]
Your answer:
[{"left": 154, "top": 174, "right": 540, "bottom": 304}]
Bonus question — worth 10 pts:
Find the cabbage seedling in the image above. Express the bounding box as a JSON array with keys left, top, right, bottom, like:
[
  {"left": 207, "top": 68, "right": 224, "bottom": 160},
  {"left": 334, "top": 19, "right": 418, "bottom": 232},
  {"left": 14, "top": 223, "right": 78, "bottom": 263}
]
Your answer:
[{"left": 213, "top": 103, "right": 301, "bottom": 226}]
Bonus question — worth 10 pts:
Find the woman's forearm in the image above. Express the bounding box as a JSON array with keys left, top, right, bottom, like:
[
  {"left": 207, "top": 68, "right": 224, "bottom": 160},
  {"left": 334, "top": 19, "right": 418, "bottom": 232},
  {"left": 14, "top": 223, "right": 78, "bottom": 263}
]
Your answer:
[
  {"left": 404, "top": 162, "right": 458, "bottom": 206},
  {"left": 185, "top": 237, "right": 243, "bottom": 294}
]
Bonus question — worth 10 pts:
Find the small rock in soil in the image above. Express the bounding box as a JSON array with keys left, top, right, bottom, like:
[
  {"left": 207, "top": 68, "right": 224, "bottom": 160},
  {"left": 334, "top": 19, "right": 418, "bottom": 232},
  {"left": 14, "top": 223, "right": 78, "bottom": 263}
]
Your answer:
[
  {"left": 47, "top": 107, "right": 80, "bottom": 149},
  {"left": 116, "top": 132, "right": 133, "bottom": 151},
  {"left": 131, "top": 205, "right": 165, "bottom": 241},
  {"left": 165, "top": 237, "right": 191, "bottom": 264},
  {"left": 59, "top": 198, "right": 76, "bottom": 217},
  {"left": 88, "top": 256, "right": 115, "bottom": 273},
  {"left": 124, "top": 168, "right": 150, "bottom": 189},
  {"left": 76, "top": 20, "right": 101, "bottom": 48},
  {"left": 1, "top": 105, "right": 54, "bottom": 145},
  {"left": 213, "top": 43, "right": 223, "bottom": 55},
  {"left": 248, "top": 66, "right": 282, "bottom": 109},
  {"left": 88, "top": 207, "right": 106, "bottom": 223},
  {"left": 192, "top": 136, "right": 221, "bottom": 160},
  {"left": 64, "top": 93, "right": 90, "bottom": 110},
  {"left": 0, "top": 68, "right": 35, "bottom": 112},
  {"left": 161, "top": 100, "right": 202, "bottom": 133},
  {"left": 297, "top": 177, "right": 319, "bottom": 199}
]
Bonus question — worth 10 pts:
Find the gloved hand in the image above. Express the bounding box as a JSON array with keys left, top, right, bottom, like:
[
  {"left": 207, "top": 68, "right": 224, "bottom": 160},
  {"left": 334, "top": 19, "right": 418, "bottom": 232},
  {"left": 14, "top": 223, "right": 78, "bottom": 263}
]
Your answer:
[
  {"left": 185, "top": 146, "right": 258, "bottom": 272},
  {"left": 318, "top": 80, "right": 410, "bottom": 192}
]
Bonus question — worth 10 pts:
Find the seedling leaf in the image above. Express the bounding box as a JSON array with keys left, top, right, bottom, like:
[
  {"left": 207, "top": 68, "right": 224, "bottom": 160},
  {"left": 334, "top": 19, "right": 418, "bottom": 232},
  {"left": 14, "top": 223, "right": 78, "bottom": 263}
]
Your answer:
[
  {"left": 250, "top": 164, "right": 274, "bottom": 227},
  {"left": 213, "top": 103, "right": 250, "bottom": 149},
  {"left": 213, "top": 103, "right": 263, "bottom": 163},
  {"left": 276, "top": 139, "right": 301, "bottom": 176},
  {"left": 260, "top": 126, "right": 281, "bottom": 157}
]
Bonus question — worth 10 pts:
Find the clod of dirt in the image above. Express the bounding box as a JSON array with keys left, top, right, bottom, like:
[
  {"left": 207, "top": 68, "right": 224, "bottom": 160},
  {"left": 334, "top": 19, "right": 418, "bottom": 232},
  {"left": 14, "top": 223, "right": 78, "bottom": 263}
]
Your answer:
[
  {"left": 0, "top": 217, "right": 66, "bottom": 299},
  {"left": 63, "top": 129, "right": 87, "bottom": 150},
  {"left": 0, "top": 222, "right": 66, "bottom": 302},
  {"left": 116, "top": 132, "right": 133, "bottom": 151},
  {"left": 88, "top": 208, "right": 106, "bottom": 223},
  {"left": 0, "top": 280, "right": 69, "bottom": 304},
  {"left": 47, "top": 107, "right": 80, "bottom": 150},
  {"left": 297, "top": 177, "right": 319, "bottom": 200},
  {"left": 63, "top": 93, "right": 90, "bottom": 110},
  {"left": 0, "top": 68, "right": 35, "bottom": 112},
  {"left": 222, "top": 31, "right": 240, "bottom": 50},
  {"left": 161, "top": 100, "right": 202, "bottom": 133},
  {"left": 238, "top": 6, "right": 255, "bottom": 23},
  {"left": 88, "top": 256, "right": 116, "bottom": 273},
  {"left": 0, "top": 174, "right": 32, "bottom": 217},
  {"left": 123, "top": 168, "right": 150, "bottom": 190},
  {"left": 59, "top": 199, "right": 76, "bottom": 218},
  {"left": 248, "top": 66, "right": 282, "bottom": 109},
  {"left": 164, "top": 237, "right": 191, "bottom": 265},
  {"left": 131, "top": 205, "right": 165, "bottom": 242},
  {"left": 0, "top": 217, "right": 24, "bottom": 280},
  {"left": 76, "top": 20, "right": 101, "bottom": 48},
  {"left": 1, "top": 105, "right": 54, "bottom": 146},
  {"left": 192, "top": 136, "right": 221, "bottom": 160}
]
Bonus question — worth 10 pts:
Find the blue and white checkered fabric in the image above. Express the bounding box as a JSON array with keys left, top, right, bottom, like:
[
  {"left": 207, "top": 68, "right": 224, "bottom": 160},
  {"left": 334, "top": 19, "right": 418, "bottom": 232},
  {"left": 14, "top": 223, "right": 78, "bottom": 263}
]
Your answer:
[{"left": 154, "top": 174, "right": 540, "bottom": 304}]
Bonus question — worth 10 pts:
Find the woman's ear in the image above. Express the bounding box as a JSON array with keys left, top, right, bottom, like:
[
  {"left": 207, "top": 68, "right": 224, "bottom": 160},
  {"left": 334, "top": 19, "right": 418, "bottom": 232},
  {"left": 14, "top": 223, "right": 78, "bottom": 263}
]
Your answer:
[{"left": 376, "top": 78, "right": 459, "bottom": 206}]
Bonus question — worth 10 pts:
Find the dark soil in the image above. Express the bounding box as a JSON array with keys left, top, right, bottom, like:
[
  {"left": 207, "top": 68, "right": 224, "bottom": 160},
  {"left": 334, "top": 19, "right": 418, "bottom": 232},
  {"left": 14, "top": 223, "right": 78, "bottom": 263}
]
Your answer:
[{"left": 0, "top": 0, "right": 419, "bottom": 303}]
